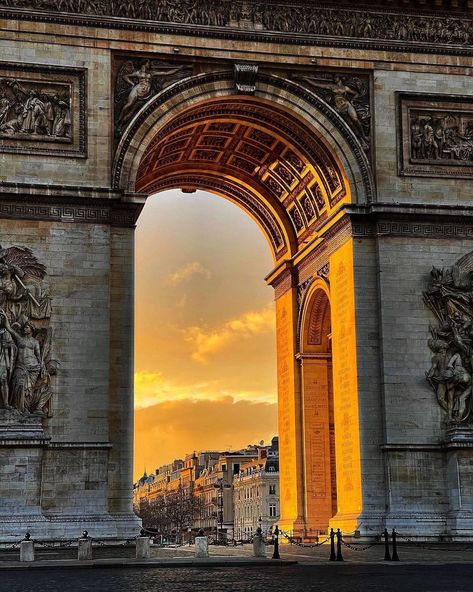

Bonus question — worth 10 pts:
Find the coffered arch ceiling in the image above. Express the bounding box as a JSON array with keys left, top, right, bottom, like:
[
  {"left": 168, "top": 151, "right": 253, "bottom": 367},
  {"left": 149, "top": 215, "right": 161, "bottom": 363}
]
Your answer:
[{"left": 135, "top": 97, "right": 351, "bottom": 262}]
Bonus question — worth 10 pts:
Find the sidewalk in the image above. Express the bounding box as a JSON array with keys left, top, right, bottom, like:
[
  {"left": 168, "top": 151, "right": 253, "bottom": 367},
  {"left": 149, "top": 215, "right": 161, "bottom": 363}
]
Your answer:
[{"left": 1, "top": 541, "right": 473, "bottom": 570}]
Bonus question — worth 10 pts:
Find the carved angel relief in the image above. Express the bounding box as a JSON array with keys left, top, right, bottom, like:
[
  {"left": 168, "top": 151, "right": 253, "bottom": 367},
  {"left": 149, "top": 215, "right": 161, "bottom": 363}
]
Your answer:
[
  {"left": 424, "top": 251, "right": 473, "bottom": 425},
  {"left": 293, "top": 74, "right": 371, "bottom": 153},
  {"left": 0, "top": 246, "right": 57, "bottom": 419},
  {"left": 114, "top": 59, "right": 192, "bottom": 136}
]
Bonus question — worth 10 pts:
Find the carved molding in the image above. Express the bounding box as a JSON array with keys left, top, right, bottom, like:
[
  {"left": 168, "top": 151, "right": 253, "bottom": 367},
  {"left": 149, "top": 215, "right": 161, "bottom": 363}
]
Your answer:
[
  {"left": 0, "top": 62, "right": 86, "bottom": 158},
  {"left": 113, "top": 71, "right": 374, "bottom": 204},
  {"left": 2, "top": 2, "right": 473, "bottom": 57},
  {"left": 398, "top": 93, "right": 473, "bottom": 179},
  {"left": 352, "top": 220, "right": 473, "bottom": 239}
]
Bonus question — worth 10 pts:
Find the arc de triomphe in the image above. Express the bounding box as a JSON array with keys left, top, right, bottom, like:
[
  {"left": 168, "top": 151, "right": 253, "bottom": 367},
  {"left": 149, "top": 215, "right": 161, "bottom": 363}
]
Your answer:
[{"left": 1, "top": 0, "right": 473, "bottom": 541}]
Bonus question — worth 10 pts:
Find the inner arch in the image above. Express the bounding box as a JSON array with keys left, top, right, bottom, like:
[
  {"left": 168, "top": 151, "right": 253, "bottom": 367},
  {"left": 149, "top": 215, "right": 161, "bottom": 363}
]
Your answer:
[{"left": 135, "top": 96, "right": 352, "bottom": 262}]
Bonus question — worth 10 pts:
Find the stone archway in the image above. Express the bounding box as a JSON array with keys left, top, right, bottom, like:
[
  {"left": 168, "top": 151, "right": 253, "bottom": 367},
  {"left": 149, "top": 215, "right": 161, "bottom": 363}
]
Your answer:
[
  {"left": 114, "top": 71, "right": 372, "bottom": 538},
  {"left": 297, "top": 281, "right": 336, "bottom": 539}
]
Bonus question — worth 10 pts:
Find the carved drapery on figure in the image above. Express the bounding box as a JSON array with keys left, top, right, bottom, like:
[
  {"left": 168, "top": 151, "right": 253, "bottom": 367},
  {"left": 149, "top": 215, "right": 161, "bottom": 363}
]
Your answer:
[
  {"left": 424, "top": 251, "right": 473, "bottom": 425},
  {"left": 0, "top": 246, "right": 57, "bottom": 418},
  {"left": 399, "top": 94, "right": 473, "bottom": 179},
  {"left": 293, "top": 74, "right": 371, "bottom": 154},
  {"left": 114, "top": 59, "right": 192, "bottom": 136}
]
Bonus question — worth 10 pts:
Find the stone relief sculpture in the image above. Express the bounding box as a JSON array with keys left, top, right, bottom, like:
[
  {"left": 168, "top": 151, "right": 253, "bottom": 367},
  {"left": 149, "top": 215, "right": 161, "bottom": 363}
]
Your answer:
[
  {"left": 0, "top": 246, "right": 57, "bottom": 418},
  {"left": 424, "top": 251, "right": 473, "bottom": 424},
  {"left": 410, "top": 111, "right": 473, "bottom": 164},
  {"left": 0, "top": 77, "right": 72, "bottom": 141},
  {"left": 115, "top": 60, "right": 192, "bottom": 135},
  {"left": 2, "top": 1, "right": 473, "bottom": 49},
  {"left": 293, "top": 75, "right": 371, "bottom": 152}
]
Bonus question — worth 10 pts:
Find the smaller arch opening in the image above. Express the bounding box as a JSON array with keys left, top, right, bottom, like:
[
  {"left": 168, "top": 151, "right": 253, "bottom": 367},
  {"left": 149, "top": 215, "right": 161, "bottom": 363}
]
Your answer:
[{"left": 299, "top": 285, "right": 337, "bottom": 537}]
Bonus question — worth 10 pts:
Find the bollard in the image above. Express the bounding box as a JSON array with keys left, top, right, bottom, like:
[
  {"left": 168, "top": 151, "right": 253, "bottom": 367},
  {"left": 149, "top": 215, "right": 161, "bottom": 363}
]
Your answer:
[
  {"left": 391, "top": 528, "right": 400, "bottom": 562},
  {"left": 272, "top": 525, "right": 280, "bottom": 560},
  {"left": 336, "top": 528, "right": 344, "bottom": 562},
  {"left": 195, "top": 529, "right": 209, "bottom": 558},
  {"left": 78, "top": 531, "right": 92, "bottom": 561},
  {"left": 136, "top": 530, "right": 151, "bottom": 560},
  {"left": 20, "top": 533, "right": 34, "bottom": 562},
  {"left": 329, "top": 528, "right": 336, "bottom": 561},
  {"left": 252, "top": 527, "right": 266, "bottom": 558},
  {"left": 384, "top": 528, "right": 391, "bottom": 561}
]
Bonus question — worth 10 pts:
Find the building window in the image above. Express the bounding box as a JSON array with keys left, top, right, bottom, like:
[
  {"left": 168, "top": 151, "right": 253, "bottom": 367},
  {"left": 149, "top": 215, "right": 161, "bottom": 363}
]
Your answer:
[
  {"left": 233, "top": 463, "right": 240, "bottom": 474},
  {"left": 269, "top": 503, "right": 277, "bottom": 517},
  {"left": 269, "top": 485, "right": 276, "bottom": 495},
  {"left": 221, "top": 464, "right": 227, "bottom": 471}
]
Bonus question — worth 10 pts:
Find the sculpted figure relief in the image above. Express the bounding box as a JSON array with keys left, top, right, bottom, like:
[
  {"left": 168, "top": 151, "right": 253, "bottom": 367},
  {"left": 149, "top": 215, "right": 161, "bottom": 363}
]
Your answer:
[
  {"left": 2, "top": 1, "right": 473, "bottom": 48},
  {"left": 0, "top": 246, "right": 57, "bottom": 418},
  {"left": 293, "top": 74, "right": 371, "bottom": 151},
  {"left": 0, "top": 78, "right": 71, "bottom": 141},
  {"left": 424, "top": 251, "right": 473, "bottom": 424},
  {"left": 410, "top": 112, "right": 473, "bottom": 164},
  {"left": 115, "top": 59, "right": 192, "bottom": 135}
]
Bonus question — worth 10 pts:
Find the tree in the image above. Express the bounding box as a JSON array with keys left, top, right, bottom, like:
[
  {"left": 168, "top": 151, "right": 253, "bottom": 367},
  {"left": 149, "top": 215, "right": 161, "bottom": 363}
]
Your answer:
[{"left": 137, "top": 485, "right": 203, "bottom": 542}]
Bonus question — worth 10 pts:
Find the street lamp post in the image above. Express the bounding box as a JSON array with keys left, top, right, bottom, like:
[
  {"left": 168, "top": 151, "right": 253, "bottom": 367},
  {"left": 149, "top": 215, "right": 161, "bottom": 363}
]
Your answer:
[{"left": 213, "top": 478, "right": 231, "bottom": 541}]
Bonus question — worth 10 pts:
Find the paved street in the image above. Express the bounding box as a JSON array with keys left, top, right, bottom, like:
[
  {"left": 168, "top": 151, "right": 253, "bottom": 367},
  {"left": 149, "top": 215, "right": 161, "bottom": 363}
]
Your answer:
[{"left": 3, "top": 563, "right": 473, "bottom": 592}]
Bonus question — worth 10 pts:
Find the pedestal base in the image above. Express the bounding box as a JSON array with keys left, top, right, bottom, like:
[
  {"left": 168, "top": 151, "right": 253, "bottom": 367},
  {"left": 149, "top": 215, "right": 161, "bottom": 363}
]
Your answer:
[{"left": 0, "top": 512, "right": 142, "bottom": 543}]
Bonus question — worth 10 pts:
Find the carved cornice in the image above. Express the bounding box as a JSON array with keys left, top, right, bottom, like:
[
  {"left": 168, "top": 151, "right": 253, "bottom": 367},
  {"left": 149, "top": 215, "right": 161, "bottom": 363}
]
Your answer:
[
  {"left": 2, "top": 3, "right": 473, "bottom": 57},
  {"left": 0, "top": 183, "right": 143, "bottom": 227}
]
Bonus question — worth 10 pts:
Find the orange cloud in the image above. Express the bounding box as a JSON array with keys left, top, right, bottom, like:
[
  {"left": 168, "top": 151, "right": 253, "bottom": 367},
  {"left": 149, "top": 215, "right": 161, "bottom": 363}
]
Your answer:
[
  {"left": 134, "top": 397, "right": 278, "bottom": 479},
  {"left": 184, "top": 303, "right": 275, "bottom": 363},
  {"left": 167, "top": 262, "right": 212, "bottom": 286},
  {"left": 134, "top": 371, "right": 276, "bottom": 408}
]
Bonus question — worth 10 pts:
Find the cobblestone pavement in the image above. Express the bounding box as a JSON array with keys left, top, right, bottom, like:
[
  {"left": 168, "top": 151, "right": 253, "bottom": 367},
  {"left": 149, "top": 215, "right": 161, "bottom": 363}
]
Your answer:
[{"left": 3, "top": 563, "right": 473, "bottom": 592}]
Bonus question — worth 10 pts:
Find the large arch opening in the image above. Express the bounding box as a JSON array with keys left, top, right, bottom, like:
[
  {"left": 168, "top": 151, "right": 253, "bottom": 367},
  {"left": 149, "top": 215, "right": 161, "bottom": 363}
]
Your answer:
[{"left": 117, "top": 75, "right": 371, "bottom": 538}]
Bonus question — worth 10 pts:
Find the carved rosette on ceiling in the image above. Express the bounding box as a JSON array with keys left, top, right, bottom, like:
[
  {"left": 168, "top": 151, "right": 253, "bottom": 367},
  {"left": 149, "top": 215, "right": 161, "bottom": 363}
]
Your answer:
[
  {"left": 424, "top": 251, "right": 473, "bottom": 427},
  {"left": 0, "top": 246, "right": 58, "bottom": 421},
  {"left": 114, "top": 58, "right": 193, "bottom": 136},
  {"left": 2, "top": 2, "right": 473, "bottom": 53}
]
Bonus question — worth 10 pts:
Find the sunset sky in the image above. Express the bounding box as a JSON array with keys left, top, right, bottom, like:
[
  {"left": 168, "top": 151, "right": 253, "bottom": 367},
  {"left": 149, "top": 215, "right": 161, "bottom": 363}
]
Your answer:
[{"left": 133, "top": 189, "right": 278, "bottom": 479}]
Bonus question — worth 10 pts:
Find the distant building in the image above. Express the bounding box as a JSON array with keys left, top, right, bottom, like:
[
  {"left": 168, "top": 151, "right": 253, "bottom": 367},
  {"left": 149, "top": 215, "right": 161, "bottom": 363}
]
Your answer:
[
  {"left": 233, "top": 436, "right": 279, "bottom": 540},
  {"left": 133, "top": 439, "right": 278, "bottom": 540}
]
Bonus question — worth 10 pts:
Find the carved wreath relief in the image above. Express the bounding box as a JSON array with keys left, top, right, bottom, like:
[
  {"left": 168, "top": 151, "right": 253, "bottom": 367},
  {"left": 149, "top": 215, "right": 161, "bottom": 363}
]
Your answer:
[
  {"left": 424, "top": 251, "right": 473, "bottom": 424},
  {"left": 0, "top": 246, "right": 57, "bottom": 418}
]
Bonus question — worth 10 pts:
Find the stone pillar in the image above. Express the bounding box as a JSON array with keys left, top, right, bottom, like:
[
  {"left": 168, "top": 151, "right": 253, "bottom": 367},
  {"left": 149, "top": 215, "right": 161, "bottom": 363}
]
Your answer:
[
  {"left": 20, "top": 540, "right": 35, "bottom": 562},
  {"left": 299, "top": 353, "right": 335, "bottom": 536},
  {"left": 271, "top": 275, "right": 305, "bottom": 538},
  {"left": 195, "top": 535, "right": 209, "bottom": 558},
  {"left": 78, "top": 536, "right": 92, "bottom": 560},
  {"left": 252, "top": 528, "right": 266, "bottom": 557},
  {"left": 136, "top": 536, "right": 151, "bottom": 559}
]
